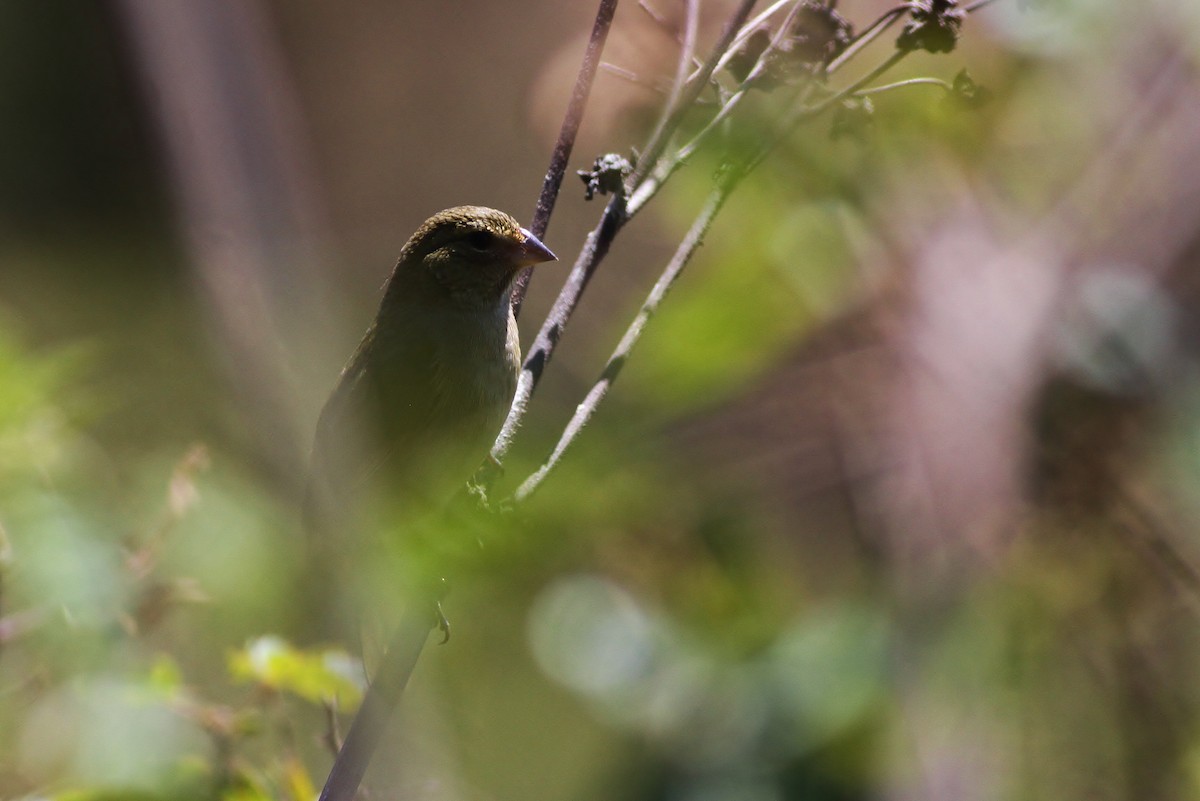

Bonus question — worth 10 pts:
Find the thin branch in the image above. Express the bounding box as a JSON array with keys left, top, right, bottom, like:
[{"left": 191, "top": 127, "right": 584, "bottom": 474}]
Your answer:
[
  {"left": 322, "top": 700, "right": 344, "bottom": 757},
  {"left": 633, "top": 0, "right": 988, "bottom": 215},
  {"left": 514, "top": 181, "right": 736, "bottom": 502},
  {"left": 317, "top": 606, "right": 433, "bottom": 801},
  {"left": 511, "top": 0, "right": 619, "bottom": 317},
  {"left": 638, "top": 0, "right": 708, "bottom": 73},
  {"left": 483, "top": 3, "right": 734, "bottom": 488},
  {"left": 513, "top": 55, "right": 924, "bottom": 502},
  {"left": 791, "top": 50, "right": 908, "bottom": 120},
  {"left": 714, "top": 0, "right": 795, "bottom": 74},
  {"left": 629, "top": 7, "right": 821, "bottom": 217},
  {"left": 825, "top": 5, "right": 908, "bottom": 74},
  {"left": 638, "top": 0, "right": 674, "bottom": 32},
  {"left": 482, "top": 194, "right": 629, "bottom": 484},
  {"left": 634, "top": 0, "right": 705, "bottom": 174},
  {"left": 673, "top": 0, "right": 703, "bottom": 115},
  {"left": 492, "top": 5, "right": 772, "bottom": 483},
  {"left": 674, "top": 1, "right": 810, "bottom": 164},
  {"left": 613, "top": 0, "right": 703, "bottom": 170},
  {"left": 854, "top": 76, "right": 951, "bottom": 96},
  {"left": 601, "top": 61, "right": 673, "bottom": 93},
  {"left": 627, "top": 0, "right": 759, "bottom": 193}
]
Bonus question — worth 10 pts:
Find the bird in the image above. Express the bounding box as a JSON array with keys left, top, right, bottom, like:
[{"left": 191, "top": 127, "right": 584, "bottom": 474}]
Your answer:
[{"left": 304, "top": 206, "right": 557, "bottom": 546}]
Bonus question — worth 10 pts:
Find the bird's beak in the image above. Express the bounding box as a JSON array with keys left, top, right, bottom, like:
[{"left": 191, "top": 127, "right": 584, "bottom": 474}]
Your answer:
[{"left": 515, "top": 228, "right": 558, "bottom": 266}]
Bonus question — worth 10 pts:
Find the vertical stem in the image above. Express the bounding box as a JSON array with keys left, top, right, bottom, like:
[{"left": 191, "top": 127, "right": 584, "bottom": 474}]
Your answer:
[
  {"left": 512, "top": 0, "right": 620, "bottom": 317},
  {"left": 667, "top": 0, "right": 703, "bottom": 120},
  {"left": 317, "top": 607, "right": 432, "bottom": 801},
  {"left": 487, "top": 194, "right": 628, "bottom": 476}
]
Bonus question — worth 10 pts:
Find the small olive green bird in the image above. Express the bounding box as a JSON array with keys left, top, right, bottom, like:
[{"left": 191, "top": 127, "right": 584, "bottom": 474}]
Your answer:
[{"left": 305, "top": 206, "right": 556, "bottom": 535}]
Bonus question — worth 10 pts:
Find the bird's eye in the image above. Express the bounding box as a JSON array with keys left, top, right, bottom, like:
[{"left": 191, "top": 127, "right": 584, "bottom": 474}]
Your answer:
[{"left": 466, "top": 230, "right": 494, "bottom": 251}]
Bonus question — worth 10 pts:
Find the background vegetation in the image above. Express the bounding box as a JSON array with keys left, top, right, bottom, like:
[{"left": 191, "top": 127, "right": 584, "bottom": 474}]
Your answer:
[{"left": 2, "top": 1, "right": 1200, "bottom": 800}]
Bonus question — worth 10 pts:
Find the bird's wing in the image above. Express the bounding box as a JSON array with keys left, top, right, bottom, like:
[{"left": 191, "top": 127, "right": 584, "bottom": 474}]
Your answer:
[{"left": 303, "top": 323, "right": 437, "bottom": 534}]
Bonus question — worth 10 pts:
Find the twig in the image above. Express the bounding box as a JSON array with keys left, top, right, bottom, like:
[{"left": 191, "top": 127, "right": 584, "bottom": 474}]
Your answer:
[
  {"left": 638, "top": 0, "right": 708, "bottom": 73},
  {"left": 317, "top": 606, "right": 433, "bottom": 801},
  {"left": 854, "top": 76, "right": 951, "bottom": 96},
  {"left": 322, "top": 700, "right": 344, "bottom": 757},
  {"left": 515, "top": 180, "right": 737, "bottom": 501},
  {"left": 485, "top": 3, "right": 762, "bottom": 490},
  {"left": 513, "top": 40, "right": 928, "bottom": 501},
  {"left": 792, "top": 50, "right": 908, "bottom": 119},
  {"left": 716, "top": 0, "right": 797, "bottom": 73},
  {"left": 485, "top": 193, "right": 629, "bottom": 480},
  {"left": 631, "top": 19, "right": 907, "bottom": 217},
  {"left": 637, "top": 0, "right": 674, "bottom": 32},
  {"left": 666, "top": 1, "right": 811, "bottom": 172},
  {"left": 629, "top": 16, "right": 821, "bottom": 216},
  {"left": 825, "top": 5, "right": 908, "bottom": 74},
  {"left": 495, "top": 12, "right": 920, "bottom": 489},
  {"left": 511, "top": 0, "right": 619, "bottom": 317},
  {"left": 627, "top": 0, "right": 759, "bottom": 193},
  {"left": 501, "top": 0, "right": 999, "bottom": 493},
  {"left": 671, "top": 0, "right": 703, "bottom": 117},
  {"left": 601, "top": 62, "right": 672, "bottom": 93}
]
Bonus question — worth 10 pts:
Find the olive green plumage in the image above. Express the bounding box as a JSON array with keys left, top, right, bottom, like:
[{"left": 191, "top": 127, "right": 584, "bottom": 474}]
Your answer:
[{"left": 305, "top": 206, "right": 556, "bottom": 533}]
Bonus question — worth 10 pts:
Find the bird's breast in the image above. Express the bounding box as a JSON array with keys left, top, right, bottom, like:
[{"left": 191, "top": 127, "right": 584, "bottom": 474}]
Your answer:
[{"left": 426, "top": 301, "right": 520, "bottom": 435}]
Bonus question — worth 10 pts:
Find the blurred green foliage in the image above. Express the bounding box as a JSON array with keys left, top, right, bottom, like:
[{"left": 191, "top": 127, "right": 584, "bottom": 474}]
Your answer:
[
  {"left": 0, "top": 318, "right": 363, "bottom": 800},
  {"left": 625, "top": 167, "right": 856, "bottom": 415},
  {"left": 229, "top": 637, "right": 364, "bottom": 712}
]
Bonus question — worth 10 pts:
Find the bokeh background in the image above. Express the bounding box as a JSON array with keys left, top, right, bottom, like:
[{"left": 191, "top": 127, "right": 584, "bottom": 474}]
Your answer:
[{"left": 3, "top": 1, "right": 1200, "bottom": 800}]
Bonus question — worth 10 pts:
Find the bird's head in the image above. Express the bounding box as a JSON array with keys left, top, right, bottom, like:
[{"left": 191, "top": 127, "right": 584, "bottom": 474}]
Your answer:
[{"left": 391, "top": 206, "right": 557, "bottom": 310}]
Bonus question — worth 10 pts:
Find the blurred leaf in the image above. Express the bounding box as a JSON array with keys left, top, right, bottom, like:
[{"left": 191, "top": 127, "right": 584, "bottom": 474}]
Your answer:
[
  {"left": 222, "top": 788, "right": 274, "bottom": 801},
  {"left": 51, "top": 791, "right": 166, "bottom": 801},
  {"left": 0, "top": 321, "right": 93, "bottom": 486},
  {"left": 147, "top": 654, "right": 184, "bottom": 697},
  {"left": 229, "top": 636, "right": 364, "bottom": 711},
  {"left": 163, "top": 466, "right": 295, "bottom": 617},
  {"left": 768, "top": 602, "right": 888, "bottom": 750},
  {"left": 280, "top": 756, "right": 316, "bottom": 801},
  {"left": 6, "top": 490, "right": 128, "bottom": 631},
  {"left": 219, "top": 767, "right": 277, "bottom": 801}
]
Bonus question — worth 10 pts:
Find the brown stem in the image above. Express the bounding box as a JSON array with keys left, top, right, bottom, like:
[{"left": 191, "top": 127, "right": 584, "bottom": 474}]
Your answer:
[
  {"left": 627, "top": 0, "right": 759, "bottom": 193},
  {"left": 485, "top": 193, "right": 629, "bottom": 482},
  {"left": 512, "top": 0, "right": 620, "bottom": 317},
  {"left": 514, "top": 179, "right": 738, "bottom": 501},
  {"left": 317, "top": 607, "right": 433, "bottom": 801}
]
